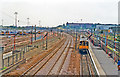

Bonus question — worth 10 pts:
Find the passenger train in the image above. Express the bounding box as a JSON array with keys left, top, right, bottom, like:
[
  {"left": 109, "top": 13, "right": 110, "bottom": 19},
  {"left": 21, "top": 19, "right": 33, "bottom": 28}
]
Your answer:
[
  {"left": 0, "top": 31, "right": 41, "bottom": 35},
  {"left": 78, "top": 35, "right": 89, "bottom": 54}
]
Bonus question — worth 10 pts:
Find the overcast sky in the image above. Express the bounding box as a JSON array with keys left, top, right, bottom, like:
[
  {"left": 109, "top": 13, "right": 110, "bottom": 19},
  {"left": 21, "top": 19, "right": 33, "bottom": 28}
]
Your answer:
[{"left": 0, "top": 0, "right": 119, "bottom": 27}]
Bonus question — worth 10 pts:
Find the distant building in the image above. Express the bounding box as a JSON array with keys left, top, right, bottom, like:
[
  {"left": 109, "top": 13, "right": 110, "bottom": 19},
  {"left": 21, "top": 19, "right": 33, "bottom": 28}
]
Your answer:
[
  {"left": 110, "top": 26, "right": 120, "bottom": 33},
  {"left": 66, "top": 22, "right": 96, "bottom": 29},
  {"left": 96, "top": 24, "right": 117, "bottom": 30},
  {"left": 65, "top": 22, "right": 118, "bottom": 30}
]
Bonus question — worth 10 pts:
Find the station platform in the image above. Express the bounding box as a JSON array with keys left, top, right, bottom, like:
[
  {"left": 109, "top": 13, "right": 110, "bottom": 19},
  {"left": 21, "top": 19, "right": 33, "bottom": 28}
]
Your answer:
[{"left": 89, "top": 41, "right": 118, "bottom": 75}]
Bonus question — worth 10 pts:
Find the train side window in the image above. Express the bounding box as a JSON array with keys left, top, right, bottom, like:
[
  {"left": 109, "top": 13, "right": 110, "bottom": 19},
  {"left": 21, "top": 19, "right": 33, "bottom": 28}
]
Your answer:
[{"left": 83, "top": 41, "right": 85, "bottom": 46}]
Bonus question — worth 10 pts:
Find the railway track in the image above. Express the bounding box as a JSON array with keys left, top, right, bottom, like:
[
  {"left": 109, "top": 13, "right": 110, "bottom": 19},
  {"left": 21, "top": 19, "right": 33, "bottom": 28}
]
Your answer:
[
  {"left": 3, "top": 33, "right": 54, "bottom": 53},
  {"left": 81, "top": 54, "right": 90, "bottom": 76},
  {"left": 59, "top": 38, "right": 74, "bottom": 75},
  {"left": 20, "top": 34, "right": 72, "bottom": 76},
  {"left": 1, "top": 35, "right": 64, "bottom": 76},
  {"left": 80, "top": 50, "right": 98, "bottom": 77},
  {"left": 35, "top": 36, "right": 71, "bottom": 75},
  {"left": 48, "top": 36, "right": 73, "bottom": 75}
]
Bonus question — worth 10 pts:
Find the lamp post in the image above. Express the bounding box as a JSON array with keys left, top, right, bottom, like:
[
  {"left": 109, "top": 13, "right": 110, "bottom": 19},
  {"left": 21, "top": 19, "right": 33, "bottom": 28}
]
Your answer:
[
  {"left": 14, "top": 12, "right": 18, "bottom": 27},
  {"left": 14, "top": 12, "right": 18, "bottom": 34}
]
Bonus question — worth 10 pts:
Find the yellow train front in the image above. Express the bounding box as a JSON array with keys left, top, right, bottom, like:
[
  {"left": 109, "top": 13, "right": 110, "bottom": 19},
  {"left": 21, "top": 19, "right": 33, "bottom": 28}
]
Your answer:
[{"left": 78, "top": 40, "right": 89, "bottom": 55}]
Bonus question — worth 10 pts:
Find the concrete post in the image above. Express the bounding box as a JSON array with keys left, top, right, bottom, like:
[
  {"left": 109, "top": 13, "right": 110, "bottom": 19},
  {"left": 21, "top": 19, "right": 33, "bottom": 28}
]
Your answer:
[{"left": 0, "top": 46, "right": 3, "bottom": 70}]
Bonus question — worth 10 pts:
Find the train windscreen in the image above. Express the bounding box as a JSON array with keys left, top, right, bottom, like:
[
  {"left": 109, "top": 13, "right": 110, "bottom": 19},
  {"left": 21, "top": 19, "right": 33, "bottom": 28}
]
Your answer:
[
  {"left": 80, "top": 41, "right": 82, "bottom": 45},
  {"left": 80, "top": 41, "right": 88, "bottom": 46},
  {"left": 86, "top": 41, "right": 88, "bottom": 46}
]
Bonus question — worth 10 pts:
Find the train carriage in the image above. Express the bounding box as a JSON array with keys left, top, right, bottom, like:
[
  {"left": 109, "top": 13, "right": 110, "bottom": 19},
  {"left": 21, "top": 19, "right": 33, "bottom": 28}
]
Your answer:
[
  {"left": 23, "top": 31, "right": 26, "bottom": 35},
  {"left": 0, "top": 31, "right": 4, "bottom": 35},
  {"left": 5, "top": 31, "right": 9, "bottom": 35}
]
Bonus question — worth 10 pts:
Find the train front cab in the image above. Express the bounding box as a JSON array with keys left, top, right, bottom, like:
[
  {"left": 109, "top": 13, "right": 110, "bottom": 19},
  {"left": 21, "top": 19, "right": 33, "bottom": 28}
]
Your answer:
[{"left": 79, "top": 41, "right": 89, "bottom": 55}]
